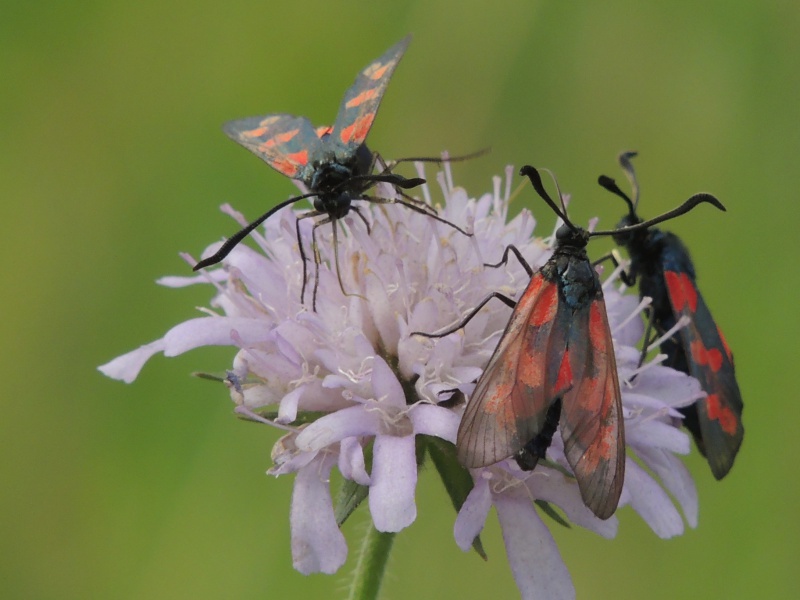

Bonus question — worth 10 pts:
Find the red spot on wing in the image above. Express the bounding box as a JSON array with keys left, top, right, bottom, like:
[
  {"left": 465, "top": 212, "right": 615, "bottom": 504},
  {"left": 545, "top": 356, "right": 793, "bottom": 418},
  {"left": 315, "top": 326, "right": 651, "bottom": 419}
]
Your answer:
[
  {"left": 262, "top": 128, "right": 300, "bottom": 148},
  {"left": 243, "top": 126, "right": 269, "bottom": 139},
  {"left": 665, "top": 271, "right": 698, "bottom": 312},
  {"left": 555, "top": 350, "right": 572, "bottom": 394},
  {"left": 523, "top": 272, "right": 545, "bottom": 297},
  {"left": 577, "top": 365, "right": 622, "bottom": 454},
  {"left": 500, "top": 277, "right": 556, "bottom": 395},
  {"left": 367, "top": 62, "right": 393, "bottom": 81},
  {"left": 517, "top": 349, "right": 546, "bottom": 390},
  {"left": 580, "top": 401, "right": 615, "bottom": 467},
  {"left": 576, "top": 375, "right": 603, "bottom": 414},
  {"left": 530, "top": 282, "right": 558, "bottom": 326},
  {"left": 505, "top": 275, "right": 549, "bottom": 391},
  {"left": 285, "top": 149, "right": 309, "bottom": 166},
  {"left": 346, "top": 88, "right": 380, "bottom": 108},
  {"left": 588, "top": 302, "right": 608, "bottom": 353},
  {"left": 268, "top": 157, "right": 300, "bottom": 178},
  {"left": 339, "top": 112, "right": 376, "bottom": 145},
  {"left": 315, "top": 125, "right": 333, "bottom": 138},
  {"left": 483, "top": 394, "right": 516, "bottom": 431},
  {"left": 690, "top": 340, "right": 723, "bottom": 373},
  {"left": 706, "top": 394, "right": 739, "bottom": 435}
]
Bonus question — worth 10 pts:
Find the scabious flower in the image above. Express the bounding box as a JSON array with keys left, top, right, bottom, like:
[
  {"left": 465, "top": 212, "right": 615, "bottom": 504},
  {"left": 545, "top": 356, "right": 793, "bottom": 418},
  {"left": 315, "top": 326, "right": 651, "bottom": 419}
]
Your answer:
[{"left": 99, "top": 161, "right": 704, "bottom": 599}]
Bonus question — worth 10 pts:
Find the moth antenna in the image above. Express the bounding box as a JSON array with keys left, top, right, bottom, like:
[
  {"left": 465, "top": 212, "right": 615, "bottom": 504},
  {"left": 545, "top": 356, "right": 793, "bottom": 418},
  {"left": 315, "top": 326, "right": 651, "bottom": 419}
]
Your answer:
[
  {"left": 519, "top": 165, "right": 574, "bottom": 228},
  {"left": 597, "top": 174, "right": 636, "bottom": 217},
  {"left": 391, "top": 147, "right": 491, "bottom": 165},
  {"left": 617, "top": 151, "right": 640, "bottom": 210},
  {"left": 194, "top": 191, "right": 319, "bottom": 271},
  {"left": 542, "top": 167, "right": 570, "bottom": 218},
  {"left": 592, "top": 193, "right": 725, "bottom": 237}
]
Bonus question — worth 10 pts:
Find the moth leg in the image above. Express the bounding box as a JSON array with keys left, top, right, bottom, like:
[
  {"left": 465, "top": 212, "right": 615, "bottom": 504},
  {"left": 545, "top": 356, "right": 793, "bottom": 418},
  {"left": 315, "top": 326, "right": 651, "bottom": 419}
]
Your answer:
[
  {"left": 296, "top": 210, "right": 324, "bottom": 308},
  {"left": 362, "top": 192, "right": 472, "bottom": 237},
  {"left": 351, "top": 205, "right": 371, "bottom": 235},
  {"left": 328, "top": 218, "right": 367, "bottom": 306},
  {"left": 637, "top": 306, "right": 657, "bottom": 370},
  {"left": 303, "top": 213, "right": 332, "bottom": 311},
  {"left": 410, "top": 291, "right": 517, "bottom": 339},
  {"left": 484, "top": 244, "right": 534, "bottom": 277}
]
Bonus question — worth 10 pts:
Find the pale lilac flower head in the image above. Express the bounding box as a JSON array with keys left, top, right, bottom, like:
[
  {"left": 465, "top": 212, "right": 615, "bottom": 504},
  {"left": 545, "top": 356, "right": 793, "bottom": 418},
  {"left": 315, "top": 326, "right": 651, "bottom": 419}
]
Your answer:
[{"left": 99, "top": 161, "right": 703, "bottom": 599}]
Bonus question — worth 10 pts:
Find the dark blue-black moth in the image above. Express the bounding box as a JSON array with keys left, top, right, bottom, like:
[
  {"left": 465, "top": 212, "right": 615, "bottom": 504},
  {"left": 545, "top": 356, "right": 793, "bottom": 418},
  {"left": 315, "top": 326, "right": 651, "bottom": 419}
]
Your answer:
[{"left": 599, "top": 151, "right": 744, "bottom": 479}]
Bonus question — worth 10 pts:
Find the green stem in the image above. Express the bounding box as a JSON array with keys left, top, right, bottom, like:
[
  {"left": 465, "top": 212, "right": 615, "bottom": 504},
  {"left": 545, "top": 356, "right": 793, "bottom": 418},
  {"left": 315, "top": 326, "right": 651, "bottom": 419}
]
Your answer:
[{"left": 347, "top": 523, "right": 396, "bottom": 600}]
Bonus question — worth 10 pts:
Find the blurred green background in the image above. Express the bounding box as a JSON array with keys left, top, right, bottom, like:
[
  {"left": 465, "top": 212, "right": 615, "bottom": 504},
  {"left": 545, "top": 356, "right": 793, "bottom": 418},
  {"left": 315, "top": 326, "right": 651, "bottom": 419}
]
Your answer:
[{"left": 2, "top": 1, "right": 796, "bottom": 598}]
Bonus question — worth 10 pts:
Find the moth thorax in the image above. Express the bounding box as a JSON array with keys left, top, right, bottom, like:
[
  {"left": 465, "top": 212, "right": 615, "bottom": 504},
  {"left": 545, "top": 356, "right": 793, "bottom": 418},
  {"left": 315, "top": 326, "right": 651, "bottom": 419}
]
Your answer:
[
  {"left": 559, "top": 259, "right": 597, "bottom": 308},
  {"left": 309, "top": 159, "right": 360, "bottom": 193}
]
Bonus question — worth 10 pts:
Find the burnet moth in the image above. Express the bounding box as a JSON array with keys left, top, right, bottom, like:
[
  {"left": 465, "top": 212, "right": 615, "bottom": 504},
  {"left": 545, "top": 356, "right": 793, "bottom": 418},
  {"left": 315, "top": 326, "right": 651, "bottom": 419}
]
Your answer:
[
  {"left": 417, "top": 165, "right": 724, "bottom": 519},
  {"left": 194, "top": 36, "right": 470, "bottom": 308},
  {"left": 598, "top": 152, "right": 744, "bottom": 479}
]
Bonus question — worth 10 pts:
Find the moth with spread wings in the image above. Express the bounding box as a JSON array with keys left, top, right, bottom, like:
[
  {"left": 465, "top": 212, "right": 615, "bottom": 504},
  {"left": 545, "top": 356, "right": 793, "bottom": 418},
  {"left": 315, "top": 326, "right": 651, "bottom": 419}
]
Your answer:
[
  {"left": 195, "top": 36, "right": 465, "bottom": 308},
  {"left": 599, "top": 152, "right": 744, "bottom": 479}
]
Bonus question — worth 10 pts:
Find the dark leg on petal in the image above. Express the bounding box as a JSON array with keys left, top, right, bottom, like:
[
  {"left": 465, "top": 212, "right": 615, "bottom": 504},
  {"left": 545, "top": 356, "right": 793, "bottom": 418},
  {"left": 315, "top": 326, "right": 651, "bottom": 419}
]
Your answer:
[
  {"left": 309, "top": 216, "right": 332, "bottom": 311},
  {"left": 626, "top": 307, "right": 658, "bottom": 384},
  {"left": 393, "top": 189, "right": 438, "bottom": 211},
  {"left": 363, "top": 191, "right": 435, "bottom": 214},
  {"left": 411, "top": 292, "right": 517, "bottom": 339},
  {"left": 296, "top": 210, "right": 324, "bottom": 308},
  {"left": 329, "top": 219, "right": 367, "bottom": 305},
  {"left": 484, "top": 244, "right": 534, "bottom": 277},
  {"left": 351, "top": 206, "right": 372, "bottom": 235},
  {"left": 638, "top": 307, "right": 657, "bottom": 369},
  {"left": 370, "top": 191, "right": 473, "bottom": 237}
]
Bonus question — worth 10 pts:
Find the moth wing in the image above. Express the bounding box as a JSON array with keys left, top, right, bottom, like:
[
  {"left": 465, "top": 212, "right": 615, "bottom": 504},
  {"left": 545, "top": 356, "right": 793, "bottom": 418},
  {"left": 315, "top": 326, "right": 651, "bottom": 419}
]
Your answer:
[
  {"left": 329, "top": 36, "right": 410, "bottom": 158},
  {"left": 560, "top": 296, "right": 625, "bottom": 520},
  {"left": 222, "top": 114, "right": 321, "bottom": 183},
  {"left": 456, "top": 273, "right": 572, "bottom": 467},
  {"left": 664, "top": 270, "right": 744, "bottom": 479}
]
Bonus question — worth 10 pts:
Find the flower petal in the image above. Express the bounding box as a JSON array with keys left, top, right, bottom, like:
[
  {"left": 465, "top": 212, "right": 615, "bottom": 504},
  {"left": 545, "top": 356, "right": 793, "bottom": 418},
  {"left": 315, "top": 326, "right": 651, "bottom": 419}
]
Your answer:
[
  {"left": 370, "top": 355, "right": 405, "bottom": 407},
  {"left": 339, "top": 437, "right": 371, "bottom": 486},
  {"left": 494, "top": 486, "right": 575, "bottom": 600},
  {"left": 454, "top": 475, "right": 492, "bottom": 551},
  {"left": 290, "top": 454, "right": 347, "bottom": 574},
  {"left": 624, "top": 459, "right": 683, "bottom": 538},
  {"left": 626, "top": 419, "right": 691, "bottom": 454},
  {"left": 632, "top": 365, "right": 705, "bottom": 408},
  {"left": 162, "top": 317, "right": 273, "bottom": 356},
  {"left": 409, "top": 404, "right": 460, "bottom": 443},
  {"left": 97, "top": 338, "right": 166, "bottom": 383},
  {"left": 636, "top": 446, "right": 698, "bottom": 528},
  {"left": 524, "top": 467, "right": 618, "bottom": 539},
  {"left": 369, "top": 434, "right": 417, "bottom": 532},
  {"left": 296, "top": 405, "right": 379, "bottom": 451}
]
